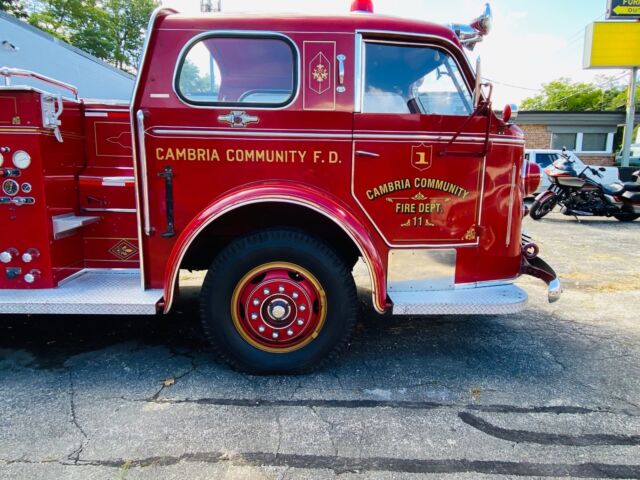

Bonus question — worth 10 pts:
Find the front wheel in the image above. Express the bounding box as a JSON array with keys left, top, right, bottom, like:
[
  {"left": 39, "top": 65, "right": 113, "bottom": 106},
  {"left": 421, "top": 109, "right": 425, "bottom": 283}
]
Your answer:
[
  {"left": 529, "top": 196, "right": 557, "bottom": 220},
  {"left": 613, "top": 213, "right": 640, "bottom": 222},
  {"left": 200, "top": 229, "right": 358, "bottom": 374}
]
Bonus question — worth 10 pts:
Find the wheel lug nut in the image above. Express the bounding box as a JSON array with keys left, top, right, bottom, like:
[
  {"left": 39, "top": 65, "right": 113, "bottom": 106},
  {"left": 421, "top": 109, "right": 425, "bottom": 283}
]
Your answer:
[
  {"left": 297, "top": 319, "right": 304, "bottom": 326},
  {"left": 253, "top": 298, "right": 260, "bottom": 306},
  {"left": 278, "top": 285, "right": 285, "bottom": 293},
  {"left": 258, "top": 326, "right": 265, "bottom": 333},
  {"left": 299, "top": 305, "right": 306, "bottom": 312},
  {"left": 263, "top": 288, "right": 270, "bottom": 295},
  {"left": 251, "top": 313, "right": 258, "bottom": 320},
  {"left": 287, "top": 329, "right": 294, "bottom": 336},
  {"left": 272, "top": 332, "right": 279, "bottom": 339},
  {"left": 292, "top": 292, "right": 299, "bottom": 299}
]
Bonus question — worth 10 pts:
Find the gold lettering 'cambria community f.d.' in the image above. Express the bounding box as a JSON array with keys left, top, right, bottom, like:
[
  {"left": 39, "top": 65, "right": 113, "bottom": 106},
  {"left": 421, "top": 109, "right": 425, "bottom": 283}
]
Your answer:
[
  {"left": 156, "top": 147, "right": 340, "bottom": 164},
  {"left": 366, "top": 177, "right": 470, "bottom": 201}
]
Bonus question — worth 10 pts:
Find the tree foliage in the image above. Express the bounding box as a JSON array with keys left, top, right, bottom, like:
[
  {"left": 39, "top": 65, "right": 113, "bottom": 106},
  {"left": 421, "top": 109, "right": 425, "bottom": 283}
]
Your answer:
[
  {"left": 27, "top": 0, "right": 158, "bottom": 72},
  {"left": 0, "top": 0, "right": 28, "bottom": 18},
  {"left": 521, "top": 77, "right": 638, "bottom": 112}
]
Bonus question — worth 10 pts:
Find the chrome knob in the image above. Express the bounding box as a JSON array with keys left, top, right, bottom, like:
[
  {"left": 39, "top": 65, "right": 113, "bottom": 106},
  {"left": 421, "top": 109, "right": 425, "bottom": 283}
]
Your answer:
[
  {"left": 24, "top": 269, "right": 41, "bottom": 284},
  {"left": 0, "top": 248, "right": 18, "bottom": 263},
  {"left": 21, "top": 249, "right": 40, "bottom": 263}
]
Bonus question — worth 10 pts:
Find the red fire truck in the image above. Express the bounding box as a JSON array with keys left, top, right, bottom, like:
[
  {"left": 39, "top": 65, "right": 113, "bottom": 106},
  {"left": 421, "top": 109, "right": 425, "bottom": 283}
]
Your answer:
[{"left": 0, "top": 1, "right": 559, "bottom": 373}]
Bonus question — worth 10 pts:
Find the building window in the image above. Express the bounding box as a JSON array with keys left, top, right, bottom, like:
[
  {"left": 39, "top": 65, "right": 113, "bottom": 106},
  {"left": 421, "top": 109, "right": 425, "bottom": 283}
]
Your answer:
[
  {"left": 581, "top": 133, "right": 608, "bottom": 152},
  {"left": 550, "top": 131, "right": 613, "bottom": 153},
  {"left": 551, "top": 133, "right": 576, "bottom": 150}
]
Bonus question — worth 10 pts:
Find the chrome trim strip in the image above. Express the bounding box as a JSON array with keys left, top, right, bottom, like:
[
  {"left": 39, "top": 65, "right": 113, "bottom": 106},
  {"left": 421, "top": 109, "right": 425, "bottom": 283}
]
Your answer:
[
  {"left": 58, "top": 267, "right": 141, "bottom": 286},
  {"left": 83, "top": 208, "right": 137, "bottom": 213},
  {"left": 136, "top": 110, "right": 152, "bottom": 236},
  {"left": 151, "top": 128, "right": 352, "bottom": 139},
  {"left": 171, "top": 30, "right": 302, "bottom": 111},
  {"left": 455, "top": 277, "right": 518, "bottom": 289},
  {"left": 355, "top": 150, "right": 380, "bottom": 158},
  {"left": 164, "top": 197, "right": 384, "bottom": 315},
  {"left": 354, "top": 33, "right": 364, "bottom": 113},
  {"left": 505, "top": 164, "right": 517, "bottom": 247},
  {"left": 131, "top": 6, "right": 175, "bottom": 290}
]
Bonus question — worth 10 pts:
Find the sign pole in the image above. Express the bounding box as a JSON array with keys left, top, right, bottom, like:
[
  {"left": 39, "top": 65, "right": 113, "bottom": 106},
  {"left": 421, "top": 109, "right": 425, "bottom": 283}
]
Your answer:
[{"left": 621, "top": 67, "right": 638, "bottom": 167}]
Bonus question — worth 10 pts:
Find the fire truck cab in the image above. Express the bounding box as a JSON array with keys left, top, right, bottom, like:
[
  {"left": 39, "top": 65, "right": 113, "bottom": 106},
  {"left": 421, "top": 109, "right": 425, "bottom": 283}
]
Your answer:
[{"left": 0, "top": 2, "right": 560, "bottom": 373}]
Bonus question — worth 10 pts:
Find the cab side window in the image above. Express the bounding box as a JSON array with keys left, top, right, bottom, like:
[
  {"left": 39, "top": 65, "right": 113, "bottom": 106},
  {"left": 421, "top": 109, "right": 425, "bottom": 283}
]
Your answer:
[
  {"left": 176, "top": 35, "right": 297, "bottom": 107},
  {"left": 363, "top": 42, "right": 472, "bottom": 116}
]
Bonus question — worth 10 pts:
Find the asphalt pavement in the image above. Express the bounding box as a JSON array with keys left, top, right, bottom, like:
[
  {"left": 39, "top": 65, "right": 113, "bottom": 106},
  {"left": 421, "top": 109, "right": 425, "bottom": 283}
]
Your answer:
[{"left": 1, "top": 212, "right": 639, "bottom": 479}]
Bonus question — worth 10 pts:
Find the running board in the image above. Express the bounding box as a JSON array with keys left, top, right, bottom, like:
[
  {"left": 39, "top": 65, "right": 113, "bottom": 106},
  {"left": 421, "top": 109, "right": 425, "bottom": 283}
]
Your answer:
[
  {"left": 390, "top": 284, "right": 527, "bottom": 315},
  {"left": 0, "top": 269, "right": 162, "bottom": 315}
]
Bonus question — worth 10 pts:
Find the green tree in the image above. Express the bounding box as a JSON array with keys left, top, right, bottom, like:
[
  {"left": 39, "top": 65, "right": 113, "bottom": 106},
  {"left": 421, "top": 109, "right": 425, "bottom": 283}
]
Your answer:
[
  {"left": 520, "top": 77, "right": 630, "bottom": 111},
  {"left": 0, "top": 0, "right": 28, "bottom": 18},
  {"left": 27, "top": 0, "right": 157, "bottom": 72},
  {"left": 102, "top": 0, "right": 157, "bottom": 71}
]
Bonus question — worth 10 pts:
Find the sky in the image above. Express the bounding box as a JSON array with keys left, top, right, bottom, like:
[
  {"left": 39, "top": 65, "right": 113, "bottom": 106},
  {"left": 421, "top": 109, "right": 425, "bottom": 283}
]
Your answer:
[{"left": 160, "top": 0, "right": 628, "bottom": 107}]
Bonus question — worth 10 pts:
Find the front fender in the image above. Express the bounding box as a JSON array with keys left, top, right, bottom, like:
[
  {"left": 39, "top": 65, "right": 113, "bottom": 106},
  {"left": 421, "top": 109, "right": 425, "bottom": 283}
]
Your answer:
[
  {"left": 162, "top": 183, "right": 387, "bottom": 314},
  {"left": 534, "top": 189, "right": 556, "bottom": 204}
]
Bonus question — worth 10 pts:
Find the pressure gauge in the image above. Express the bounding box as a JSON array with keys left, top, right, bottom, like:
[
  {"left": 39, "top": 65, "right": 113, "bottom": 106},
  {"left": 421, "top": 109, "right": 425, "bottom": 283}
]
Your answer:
[
  {"left": 13, "top": 150, "right": 31, "bottom": 169},
  {"left": 2, "top": 179, "right": 19, "bottom": 196}
]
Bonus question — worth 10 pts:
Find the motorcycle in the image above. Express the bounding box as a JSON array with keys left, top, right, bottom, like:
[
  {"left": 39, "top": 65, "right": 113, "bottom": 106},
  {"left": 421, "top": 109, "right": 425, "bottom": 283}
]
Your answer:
[{"left": 529, "top": 150, "right": 640, "bottom": 222}]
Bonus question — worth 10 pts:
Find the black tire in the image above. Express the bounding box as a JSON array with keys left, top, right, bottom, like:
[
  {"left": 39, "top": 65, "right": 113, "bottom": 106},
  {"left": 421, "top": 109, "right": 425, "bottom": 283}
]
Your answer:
[
  {"left": 613, "top": 213, "right": 640, "bottom": 222},
  {"left": 529, "top": 196, "right": 556, "bottom": 220},
  {"left": 199, "top": 229, "right": 357, "bottom": 374}
]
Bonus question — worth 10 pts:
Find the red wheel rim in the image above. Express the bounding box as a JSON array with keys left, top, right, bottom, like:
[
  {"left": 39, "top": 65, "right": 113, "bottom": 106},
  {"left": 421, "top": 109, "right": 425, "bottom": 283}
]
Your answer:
[{"left": 231, "top": 262, "right": 327, "bottom": 353}]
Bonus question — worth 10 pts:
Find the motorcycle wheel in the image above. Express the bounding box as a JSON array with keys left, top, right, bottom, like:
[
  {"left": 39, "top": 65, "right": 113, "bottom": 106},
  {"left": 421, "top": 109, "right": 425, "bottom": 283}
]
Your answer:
[
  {"left": 529, "top": 197, "right": 556, "bottom": 220},
  {"left": 613, "top": 213, "right": 640, "bottom": 222}
]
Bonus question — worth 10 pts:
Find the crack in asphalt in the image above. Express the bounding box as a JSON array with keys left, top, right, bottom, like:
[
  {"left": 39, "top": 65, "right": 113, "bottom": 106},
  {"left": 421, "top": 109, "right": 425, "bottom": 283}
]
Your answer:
[
  {"left": 2, "top": 452, "right": 639, "bottom": 478},
  {"left": 310, "top": 406, "right": 339, "bottom": 457},
  {"left": 458, "top": 411, "right": 640, "bottom": 446},
  {"left": 66, "top": 370, "right": 88, "bottom": 465}
]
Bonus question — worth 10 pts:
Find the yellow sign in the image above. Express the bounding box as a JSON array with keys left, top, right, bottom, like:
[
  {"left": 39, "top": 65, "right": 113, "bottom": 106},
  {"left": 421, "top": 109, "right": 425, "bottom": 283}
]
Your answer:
[{"left": 584, "top": 21, "right": 640, "bottom": 68}]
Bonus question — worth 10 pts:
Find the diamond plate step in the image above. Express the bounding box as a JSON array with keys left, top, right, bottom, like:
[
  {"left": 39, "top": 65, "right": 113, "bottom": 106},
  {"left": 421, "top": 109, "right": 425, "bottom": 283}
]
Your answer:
[
  {"left": 0, "top": 269, "right": 162, "bottom": 315},
  {"left": 390, "top": 284, "right": 528, "bottom": 315}
]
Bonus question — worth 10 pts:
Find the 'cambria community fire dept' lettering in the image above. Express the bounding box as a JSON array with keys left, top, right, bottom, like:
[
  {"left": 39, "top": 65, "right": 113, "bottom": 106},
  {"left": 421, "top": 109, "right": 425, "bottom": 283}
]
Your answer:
[{"left": 366, "top": 178, "right": 470, "bottom": 200}]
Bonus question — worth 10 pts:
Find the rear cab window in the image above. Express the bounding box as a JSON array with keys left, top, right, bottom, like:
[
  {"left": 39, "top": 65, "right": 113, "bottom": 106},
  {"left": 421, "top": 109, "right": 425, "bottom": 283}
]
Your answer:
[{"left": 175, "top": 35, "right": 298, "bottom": 108}]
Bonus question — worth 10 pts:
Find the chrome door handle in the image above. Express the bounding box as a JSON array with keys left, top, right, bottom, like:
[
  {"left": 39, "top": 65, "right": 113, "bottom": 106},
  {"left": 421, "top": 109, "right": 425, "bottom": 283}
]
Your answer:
[
  {"left": 355, "top": 150, "right": 380, "bottom": 158},
  {"left": 337, "top": 54, "right": 346, "bottom": 93},
  {"left": 218, "top": 111, "right": 259, "bottom": 128}
]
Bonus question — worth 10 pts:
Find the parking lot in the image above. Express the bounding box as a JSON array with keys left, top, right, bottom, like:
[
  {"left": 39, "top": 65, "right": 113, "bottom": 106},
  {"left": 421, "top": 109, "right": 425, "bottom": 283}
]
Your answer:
[{"left": 1, "top": 212, "right": 639, "bottom": 480}]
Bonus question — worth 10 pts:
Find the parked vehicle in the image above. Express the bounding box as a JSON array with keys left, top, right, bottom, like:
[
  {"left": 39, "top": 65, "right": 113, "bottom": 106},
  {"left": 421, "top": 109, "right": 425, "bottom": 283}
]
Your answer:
[
  {"left": 530, "top": 150, "right": 640, "bottom": 222},
  {"left": 525, "top": 149, "right": 619, "bottom": 195},
  {"left": 0, "top": 1, "right": 560, "bottom": 373}
]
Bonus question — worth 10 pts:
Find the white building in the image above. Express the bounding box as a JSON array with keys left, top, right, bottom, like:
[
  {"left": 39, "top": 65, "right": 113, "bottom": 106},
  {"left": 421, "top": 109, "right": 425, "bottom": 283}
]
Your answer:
[{"left": 0, "top": 12, "right": 134, "bottom": 100}]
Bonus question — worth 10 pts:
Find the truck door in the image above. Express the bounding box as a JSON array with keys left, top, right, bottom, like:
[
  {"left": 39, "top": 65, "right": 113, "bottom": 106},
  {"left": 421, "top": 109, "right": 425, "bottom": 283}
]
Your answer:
[{"left": 352, "top": 38, "right": 486, "bottom": 247}]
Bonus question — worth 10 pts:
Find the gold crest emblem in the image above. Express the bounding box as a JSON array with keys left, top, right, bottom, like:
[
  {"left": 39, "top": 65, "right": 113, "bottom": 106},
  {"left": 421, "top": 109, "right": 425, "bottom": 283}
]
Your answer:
[
  {"left": 109, "top": 240, "right": 138, "bottom": 260},
  {"left": 312, "top": 64, "right": 328, "bottom": 83},
  {"left": 411, "top": 144, "right": 433, "bottom": 171}
]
